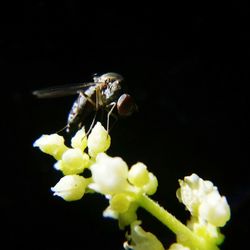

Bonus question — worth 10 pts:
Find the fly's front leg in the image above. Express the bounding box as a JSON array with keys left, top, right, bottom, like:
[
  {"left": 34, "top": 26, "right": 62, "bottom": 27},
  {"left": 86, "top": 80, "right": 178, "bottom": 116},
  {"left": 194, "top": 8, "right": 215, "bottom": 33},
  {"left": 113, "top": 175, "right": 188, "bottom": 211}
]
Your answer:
[
  {"left": 95, "top": 86, "right": 102, "bottom": 111},
  {"left": 78, "top": 91, "right": 96, "bottom": 108}
]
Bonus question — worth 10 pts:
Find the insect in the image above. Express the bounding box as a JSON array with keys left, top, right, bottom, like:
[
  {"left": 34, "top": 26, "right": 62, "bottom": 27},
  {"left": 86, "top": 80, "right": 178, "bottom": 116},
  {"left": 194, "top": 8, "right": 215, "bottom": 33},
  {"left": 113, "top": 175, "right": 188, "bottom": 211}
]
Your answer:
[{"left": 33, "top": 72, "right": 137, "bottom": 133}]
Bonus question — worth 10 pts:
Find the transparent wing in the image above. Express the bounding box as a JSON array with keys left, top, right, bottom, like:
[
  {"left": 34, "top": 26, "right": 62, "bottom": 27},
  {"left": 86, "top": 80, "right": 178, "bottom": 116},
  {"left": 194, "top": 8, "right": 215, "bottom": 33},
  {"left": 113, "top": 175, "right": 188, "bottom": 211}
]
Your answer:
[{"left": 32, "top": 82, "right": 97, "bottom": 98}]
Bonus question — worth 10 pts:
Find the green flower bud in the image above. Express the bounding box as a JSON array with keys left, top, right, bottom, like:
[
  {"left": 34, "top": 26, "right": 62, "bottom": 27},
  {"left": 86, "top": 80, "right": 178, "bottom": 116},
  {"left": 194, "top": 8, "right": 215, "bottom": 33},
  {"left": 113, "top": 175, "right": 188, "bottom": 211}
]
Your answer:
[
  {"left": 128, "top": 162, "right": 150, "bottom": 187},
  {"left": 110, "top": 193, "right": 131, "bottom": 213},
  {"left": 143, "top": 173, "right": 158, "bottom": 195}
]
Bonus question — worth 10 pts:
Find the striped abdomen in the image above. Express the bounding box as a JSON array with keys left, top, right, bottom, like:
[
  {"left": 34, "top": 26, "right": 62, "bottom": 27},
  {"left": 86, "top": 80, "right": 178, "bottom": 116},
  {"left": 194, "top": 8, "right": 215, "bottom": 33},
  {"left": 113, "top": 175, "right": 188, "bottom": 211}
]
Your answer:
[{"left": 67, "top": 86, "right": 96, "bottom": 132}]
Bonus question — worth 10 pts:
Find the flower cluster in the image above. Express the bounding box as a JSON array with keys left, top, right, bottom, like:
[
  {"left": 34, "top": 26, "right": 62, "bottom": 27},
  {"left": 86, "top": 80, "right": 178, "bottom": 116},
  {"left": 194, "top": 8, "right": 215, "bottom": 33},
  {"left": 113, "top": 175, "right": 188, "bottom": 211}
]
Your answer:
[
  {"left": 33, "top": 122, "right": 230, "bottom": 250},
  {"left": 33, "top": 122, "right": 158, "bottom": 228},
  {"left": 123, "top": 173, "right": 231, "bottom": 250},
  {"left": 173, "top": 174, "right": 230, "bottom": 249}
]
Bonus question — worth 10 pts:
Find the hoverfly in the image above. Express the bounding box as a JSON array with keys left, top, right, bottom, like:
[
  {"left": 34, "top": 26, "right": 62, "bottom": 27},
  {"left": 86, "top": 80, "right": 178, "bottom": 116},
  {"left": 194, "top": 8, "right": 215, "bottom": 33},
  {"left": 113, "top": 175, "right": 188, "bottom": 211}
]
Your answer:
[{"left": 33, "top": 72, "right": 137, "bottom": 133}]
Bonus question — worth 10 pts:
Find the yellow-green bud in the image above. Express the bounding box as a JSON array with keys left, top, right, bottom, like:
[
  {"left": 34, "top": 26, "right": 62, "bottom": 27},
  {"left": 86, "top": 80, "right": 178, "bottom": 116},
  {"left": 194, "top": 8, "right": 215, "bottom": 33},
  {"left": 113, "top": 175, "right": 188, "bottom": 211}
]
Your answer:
[
  {"left": 128, "top": 162, "right": 150, "bottom": 187},
  {"left": 33, "top": 134, "right": 68, "bottom": 160},
  {"left": 110, "top": 193, "right": 131, "bottom": 213},
  {"left": 51, "top": 175, "right": 88, "bottom": 201},
  {"left": 87, "top": 122, "right": 111, "bottom": 158},
  {"left": 54, "top": 148, "right": 89, "bottom": 175},
  {"left": 143, "top": 173, "right": 158, "bottom": 195},
  {"left": 71, "top": 127, "right": 88, "bottom": 151}
]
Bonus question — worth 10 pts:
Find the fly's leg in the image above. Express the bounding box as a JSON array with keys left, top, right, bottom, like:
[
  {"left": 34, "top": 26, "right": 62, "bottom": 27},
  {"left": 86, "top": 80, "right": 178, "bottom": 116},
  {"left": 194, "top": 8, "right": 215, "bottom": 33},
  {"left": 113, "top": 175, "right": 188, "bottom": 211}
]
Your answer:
[
  {"left": 106, "top": 102, "right": 117, "bottom": 134},
  {"left": 95, "top": 86, "right": 103, "bottom": 110},
  {"left": 78, "top": 91, "right": 96, "bottom": 108},
  {"left": 56, "top": 124, "right": 69, "bottom": 134},
  {"left": 84, "top": 112, "right": 98, "bottom": 138},
  {"left": 78, "top": 90, "right": 100, "bottom": 137}
]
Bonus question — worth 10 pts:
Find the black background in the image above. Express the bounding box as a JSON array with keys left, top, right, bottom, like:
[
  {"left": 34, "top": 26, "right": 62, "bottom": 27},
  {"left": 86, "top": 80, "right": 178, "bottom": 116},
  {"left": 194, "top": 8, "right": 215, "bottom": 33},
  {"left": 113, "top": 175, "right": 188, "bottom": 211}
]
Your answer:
[{"left": 1, "top": 2, "right": 250, "bottom": 249}]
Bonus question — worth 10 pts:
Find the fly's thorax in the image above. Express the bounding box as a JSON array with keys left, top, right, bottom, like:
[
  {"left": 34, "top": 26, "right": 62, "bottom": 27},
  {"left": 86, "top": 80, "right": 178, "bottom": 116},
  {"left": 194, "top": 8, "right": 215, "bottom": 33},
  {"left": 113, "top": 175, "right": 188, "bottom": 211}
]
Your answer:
[
  {"left": 93, "top": 72, "right": 124, "bottom": 105},
  {"left": 94, "top": 72, "right": 124, "bottom": 84},
  {"left": 101, "top": 81, "right": 123, "bottom": 105}
]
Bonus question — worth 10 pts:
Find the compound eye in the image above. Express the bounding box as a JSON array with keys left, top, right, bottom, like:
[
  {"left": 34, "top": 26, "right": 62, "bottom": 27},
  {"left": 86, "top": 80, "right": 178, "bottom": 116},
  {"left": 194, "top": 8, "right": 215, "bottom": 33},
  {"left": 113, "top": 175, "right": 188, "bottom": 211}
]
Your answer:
[{"left": 117, "top": 94, "right": 137, "bottom": 116}]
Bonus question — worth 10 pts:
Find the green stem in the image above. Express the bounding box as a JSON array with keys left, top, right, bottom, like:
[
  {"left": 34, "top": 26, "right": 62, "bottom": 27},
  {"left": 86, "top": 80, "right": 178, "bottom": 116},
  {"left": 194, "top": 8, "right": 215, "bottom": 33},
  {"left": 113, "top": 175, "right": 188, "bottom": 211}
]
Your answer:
[{"left": 138, "top": 194, "right": 215, "bottom": 250}]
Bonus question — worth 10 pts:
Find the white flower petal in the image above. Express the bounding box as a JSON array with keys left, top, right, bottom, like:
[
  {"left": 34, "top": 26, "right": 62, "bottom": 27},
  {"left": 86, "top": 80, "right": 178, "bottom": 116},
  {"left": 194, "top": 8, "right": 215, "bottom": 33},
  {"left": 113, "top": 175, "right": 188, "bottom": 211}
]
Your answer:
[{"left": 89, "top": 153, "right": 129, "bottom": 195}]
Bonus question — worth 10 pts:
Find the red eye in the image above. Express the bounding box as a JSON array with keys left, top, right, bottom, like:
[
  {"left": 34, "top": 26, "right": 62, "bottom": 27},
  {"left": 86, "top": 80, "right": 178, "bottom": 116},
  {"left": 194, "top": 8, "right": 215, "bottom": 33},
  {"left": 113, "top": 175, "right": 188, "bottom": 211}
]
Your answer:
[{"left": 117, "top": 94, "right": 137, "bottom": 116}]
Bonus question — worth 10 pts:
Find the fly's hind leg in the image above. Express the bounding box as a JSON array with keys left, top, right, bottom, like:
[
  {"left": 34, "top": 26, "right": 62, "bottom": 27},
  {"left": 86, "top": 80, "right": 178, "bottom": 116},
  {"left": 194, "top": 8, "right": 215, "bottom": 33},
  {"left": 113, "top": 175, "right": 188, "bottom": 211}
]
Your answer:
[
  {"left": 85, "top": 112, "right": 97, "bottom": 137},
  {"left": 106, "top": 102, "right": 118, "bottom": 134},
  {"left": 78, "top": 90, "right": 99, "bottom": 136}
]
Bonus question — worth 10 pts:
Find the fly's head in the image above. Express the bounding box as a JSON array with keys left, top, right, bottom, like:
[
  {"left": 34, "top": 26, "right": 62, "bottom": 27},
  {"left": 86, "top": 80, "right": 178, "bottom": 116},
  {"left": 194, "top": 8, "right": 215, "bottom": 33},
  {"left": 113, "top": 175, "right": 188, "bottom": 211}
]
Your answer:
[{"left": 94, "top": 72, "right": 138, "bottom": 116}]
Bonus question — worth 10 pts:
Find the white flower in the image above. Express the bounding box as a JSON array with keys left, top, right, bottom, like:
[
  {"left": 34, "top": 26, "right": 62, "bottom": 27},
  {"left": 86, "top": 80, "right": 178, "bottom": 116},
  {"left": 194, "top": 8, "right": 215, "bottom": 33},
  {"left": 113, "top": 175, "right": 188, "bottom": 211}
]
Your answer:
[
  {"left": 51, "top": 175, "right": 88, "bottom": 201},
  {"left": 87, "top": 122, "right": 111, "bottom": 157},
  {"left": 199, "top": 191, "right": 230, "bottom": 227},
  {"left": 176, "top": 173, "right": 230, "bottom": 227},
  {"left": 89, "top": 153, "right": 129, "bottom": 195},
  {"left": 71, "top": 127, "right": 88, "bottom": 151},
  {"left": 33, "top": 134, "right": 68, "bottom": 160},
  {"left": 54, "top": 148, "right": 89, "bottom": 175}
]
